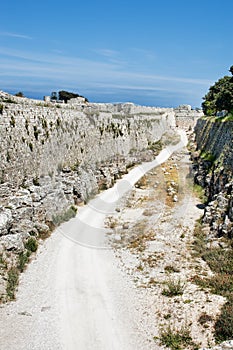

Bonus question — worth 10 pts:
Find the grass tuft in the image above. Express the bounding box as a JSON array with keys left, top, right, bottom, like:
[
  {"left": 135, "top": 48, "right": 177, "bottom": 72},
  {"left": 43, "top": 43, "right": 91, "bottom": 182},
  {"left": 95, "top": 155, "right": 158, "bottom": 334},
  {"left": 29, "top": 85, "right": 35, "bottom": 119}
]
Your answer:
[
  {"left": 162, "top": 278, "right": 185, "bottom": 297},
  {"left": 159, "top": 324, "right": 194, "bottom": 350}
]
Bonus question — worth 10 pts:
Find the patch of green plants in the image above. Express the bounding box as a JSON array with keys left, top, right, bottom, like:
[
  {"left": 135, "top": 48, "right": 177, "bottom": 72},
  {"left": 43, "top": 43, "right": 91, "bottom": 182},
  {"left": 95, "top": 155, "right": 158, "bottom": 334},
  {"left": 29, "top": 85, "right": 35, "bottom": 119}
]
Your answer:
[
  {"left": 162, "top": 278, "right": 185, "bottom": 297},
  {"left": 192, "top": 218, "right": 233, "bottom": 342},
  {"left": 159, "top": 324, "right": 195, "bottom": 350},
  {"left": 214, "top": 297, "right": 233, "bottom": 342},
  {"left": 24, "top": 237, "right": 38, "bottom": 253},
  {"left": 221, "top": 114, "right": 233, "bottom": 122},
  {"left": 0, "top": 104, "right": 3, "bottom": 114},
  {"left": 52, "top": 205, "right": 77, "bottom": 226},
  {"left": 193, "top": 273, "right": 233, "bottom": 298},
  {"left": 6, "top": 268, "right": 19, "bottom": 300},
  {"left": 200, "top": 151, "right": 216, "bottom": 163},
  {"left": 147, "top": 140, "right": 162, "bottom": 153},
  {"left": 193, "top": 184, "right": 207, "bottom": 203},
  {"left": 17, "top": 251, "right": 30, "bottom": 272},
  {"left": 202, "top": 248, "right": 233, "bottom": 275}
]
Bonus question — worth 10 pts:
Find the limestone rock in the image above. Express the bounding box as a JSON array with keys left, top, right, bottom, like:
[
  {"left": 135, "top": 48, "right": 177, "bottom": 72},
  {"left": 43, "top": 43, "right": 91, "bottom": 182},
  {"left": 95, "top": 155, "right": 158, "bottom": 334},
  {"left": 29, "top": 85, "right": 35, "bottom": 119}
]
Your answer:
[
  {"left": 1, "top": 233, "right": 24, "bottom": 252},
  {"left": 0, "top": 208, "right": 12, "bottom": 236}
]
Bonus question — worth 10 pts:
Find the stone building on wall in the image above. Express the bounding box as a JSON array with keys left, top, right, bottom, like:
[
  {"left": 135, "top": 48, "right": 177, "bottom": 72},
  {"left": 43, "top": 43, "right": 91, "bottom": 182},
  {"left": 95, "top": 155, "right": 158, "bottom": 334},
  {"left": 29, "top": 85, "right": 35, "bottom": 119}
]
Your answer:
[{"left": 67, "top": 96, "right": 87, "bottom": 105}]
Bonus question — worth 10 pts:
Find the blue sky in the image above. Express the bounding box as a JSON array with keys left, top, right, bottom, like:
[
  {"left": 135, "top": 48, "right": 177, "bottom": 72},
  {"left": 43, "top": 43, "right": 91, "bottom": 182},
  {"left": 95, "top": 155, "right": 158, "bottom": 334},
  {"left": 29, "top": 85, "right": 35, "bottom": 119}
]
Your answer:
[{"left": 0, "top": 0, "right": 233, "bottom": 107}]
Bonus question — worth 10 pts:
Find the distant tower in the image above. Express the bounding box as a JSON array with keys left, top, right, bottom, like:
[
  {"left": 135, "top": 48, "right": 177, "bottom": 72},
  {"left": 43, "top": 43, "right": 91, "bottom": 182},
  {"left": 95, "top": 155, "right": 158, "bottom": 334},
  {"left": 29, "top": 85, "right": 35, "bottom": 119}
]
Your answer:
[{"left": 43, "top": 96, "right": 51, "bottom": 102}]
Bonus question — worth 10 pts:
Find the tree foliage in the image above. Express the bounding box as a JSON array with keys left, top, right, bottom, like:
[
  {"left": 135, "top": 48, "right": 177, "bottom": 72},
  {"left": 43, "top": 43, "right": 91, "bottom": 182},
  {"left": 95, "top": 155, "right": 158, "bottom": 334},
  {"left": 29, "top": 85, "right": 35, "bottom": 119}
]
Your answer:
[
  {"left": 15, "top": 91, "right": 24, "bottom": 97},
  {"left": 58, "top": 90, "right": 88, "bottom": 103},
  {"left": 50, "top": 91, "right": 57, "bottom": 101},
  {"left": 202, "top": 66, "right": 233, "bottom": 116}
]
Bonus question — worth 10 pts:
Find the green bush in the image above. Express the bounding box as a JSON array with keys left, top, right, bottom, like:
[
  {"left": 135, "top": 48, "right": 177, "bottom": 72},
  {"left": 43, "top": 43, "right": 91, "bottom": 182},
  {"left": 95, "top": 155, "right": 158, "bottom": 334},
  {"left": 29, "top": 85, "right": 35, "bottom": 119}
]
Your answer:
[
  {"left": 6, "top": 268, "right": 19, "bottom": 300},
  {"left": 17, "top": 252, "right": 29, "bottom": 272},
  {"left": 52, "top": 205, "right": 77, "bottom": 226},
  {"left": 25, "top": 237, "right": 38, "bottom": 253}
]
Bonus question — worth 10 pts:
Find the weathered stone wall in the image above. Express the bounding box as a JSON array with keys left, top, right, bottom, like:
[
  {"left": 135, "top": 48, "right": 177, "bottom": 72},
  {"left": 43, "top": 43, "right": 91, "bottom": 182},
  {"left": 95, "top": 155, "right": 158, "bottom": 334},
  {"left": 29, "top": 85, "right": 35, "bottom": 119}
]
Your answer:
[
  {"left": 193, "top": 117, "right": 233, "bottom": 237},
  {"left": 0, "top": 94, "right": 175, "bottom": 187},
  {"left": 195, "top": 118, "right": 233, "bottom": 169},
  {"left": 174, "top": 105, "right": 203, "bottom": 130}
]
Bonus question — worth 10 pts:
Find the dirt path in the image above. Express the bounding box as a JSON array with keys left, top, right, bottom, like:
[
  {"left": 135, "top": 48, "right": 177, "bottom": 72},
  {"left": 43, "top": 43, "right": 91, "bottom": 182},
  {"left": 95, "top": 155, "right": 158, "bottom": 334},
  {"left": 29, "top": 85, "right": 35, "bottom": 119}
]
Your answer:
[{"left": 0, "top": 130, "right": 224, "bottom": 349}]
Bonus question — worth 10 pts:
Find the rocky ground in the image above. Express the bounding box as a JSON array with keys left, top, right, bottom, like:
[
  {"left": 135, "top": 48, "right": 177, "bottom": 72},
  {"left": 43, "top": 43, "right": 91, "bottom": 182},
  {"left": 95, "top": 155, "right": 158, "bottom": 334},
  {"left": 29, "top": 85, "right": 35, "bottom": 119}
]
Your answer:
[{"left": 105, "top": 146, "right": 228, "bottom": 349}]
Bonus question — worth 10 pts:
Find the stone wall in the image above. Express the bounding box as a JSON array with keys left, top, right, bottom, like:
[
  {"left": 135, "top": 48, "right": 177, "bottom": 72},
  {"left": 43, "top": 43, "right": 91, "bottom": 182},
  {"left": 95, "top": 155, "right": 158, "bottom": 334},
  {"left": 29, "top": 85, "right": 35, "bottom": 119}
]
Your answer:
[
  {"left": 174, "top": 105, "right": 204, "bottom": 130},
  {"left": 193, "top": 117, "right": 233, "bottom": 237},
  {"left": 0, "top": 93, "right": 175, "bottom": 187},
  {"left": 195, "top": 118, "right": 233, "bottom": 169}
]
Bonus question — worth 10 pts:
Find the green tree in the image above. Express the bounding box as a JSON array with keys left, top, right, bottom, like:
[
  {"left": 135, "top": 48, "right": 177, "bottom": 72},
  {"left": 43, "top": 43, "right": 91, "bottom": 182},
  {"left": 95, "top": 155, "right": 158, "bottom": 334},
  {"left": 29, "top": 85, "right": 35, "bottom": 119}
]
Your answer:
[
  {"left": 50, "top": 91, "right": 57, "bottom": 101},
  {"left": 202, "top": 67, "right": 233, "bottom": 116},
  {"left": 15, "top": 91, "right": 24, "bottom": 97},
  {"left": 58, "top": 90, "right": 89, "bottom": 103}
]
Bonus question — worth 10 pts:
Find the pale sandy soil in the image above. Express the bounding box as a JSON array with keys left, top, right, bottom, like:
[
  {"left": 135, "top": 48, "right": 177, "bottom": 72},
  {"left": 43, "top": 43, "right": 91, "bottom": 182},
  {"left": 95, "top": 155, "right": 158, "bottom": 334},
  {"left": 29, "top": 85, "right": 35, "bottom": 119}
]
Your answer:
[
  {"left": 106, "top": 147, "right": 225, "bottom": 349},
  {"left": 0, "top": 130, "right": 225, "bottom": 349}
]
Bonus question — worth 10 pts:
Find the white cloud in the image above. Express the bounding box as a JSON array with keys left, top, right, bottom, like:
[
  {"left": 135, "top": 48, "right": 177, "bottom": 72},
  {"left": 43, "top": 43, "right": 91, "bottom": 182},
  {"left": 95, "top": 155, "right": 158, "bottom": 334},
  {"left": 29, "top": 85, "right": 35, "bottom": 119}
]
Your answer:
[
  {"left": 0, "top": 45, "right": 211, "bottom": 107},
  {"left": 93, "top": 48, "right": 120, "bottom": 58},
  {"left": 0, "top": 31, "right": 32, "bottom": 40}
]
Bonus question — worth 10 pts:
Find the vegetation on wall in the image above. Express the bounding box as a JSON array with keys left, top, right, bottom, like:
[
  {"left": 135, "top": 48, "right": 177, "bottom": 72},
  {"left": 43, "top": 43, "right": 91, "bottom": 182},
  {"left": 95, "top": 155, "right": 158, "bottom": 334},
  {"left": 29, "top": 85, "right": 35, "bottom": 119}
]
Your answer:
[{"left": 202, "top": 66, "right": 233, "bottom": 116}]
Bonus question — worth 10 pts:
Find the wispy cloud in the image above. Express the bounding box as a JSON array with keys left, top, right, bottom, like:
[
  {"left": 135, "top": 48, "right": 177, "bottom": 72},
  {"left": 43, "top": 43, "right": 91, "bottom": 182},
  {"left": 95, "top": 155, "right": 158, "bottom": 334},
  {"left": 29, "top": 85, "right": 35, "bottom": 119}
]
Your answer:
[
  {"left": 93, "top": 48, "right": 120, "bottom": 58},
  {"left": 0, "top": 45, "right": 210, "bottom": 106},
  {"left": 0, "top": 31, "right": 32, "bottom": 40},
  {"left": 0, "top": 46, "right": 212, "bottom": 86}
]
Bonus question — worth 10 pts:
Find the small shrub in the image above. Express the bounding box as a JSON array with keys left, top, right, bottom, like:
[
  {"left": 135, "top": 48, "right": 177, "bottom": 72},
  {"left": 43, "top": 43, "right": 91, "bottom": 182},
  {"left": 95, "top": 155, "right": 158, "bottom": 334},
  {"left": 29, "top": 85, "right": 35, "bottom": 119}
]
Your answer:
[
  {"left": 215, "top": 298, "right": 233, "bottom": 342},
  {"left": 25, "top": 237, "right": 38, "bottom": 253},
  {"left": 159, "top": 324, "right": 193, "bottom": 350},
  {"left": 15, "top": 91, "right": 24, "bottom": 97},
  {"left": 148, "top": 140, "right": 163, "bottom": 153},
  {"left": 17, "top": 251, "right": 29, "bottom": 272},
  {"left": 0, "top": 104, "right": 3, "bottom": 114},
  {"left": 162, "top": 278, "right": 185, "bottom": 297},
  {"left": 52, "top": 205, "right": 77, "bottom": 226},
  {"left": 164, "top": 265, "right": 180, "bottom": 273},
  {"left": 193, "top": 184, "right": 207, "bottom": 203},
  {"left": 6, "top": 268, "right": 19, "bottom": 300},
  {"left": 200, "top": 151, "right": 216, "bottom": 163}
]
